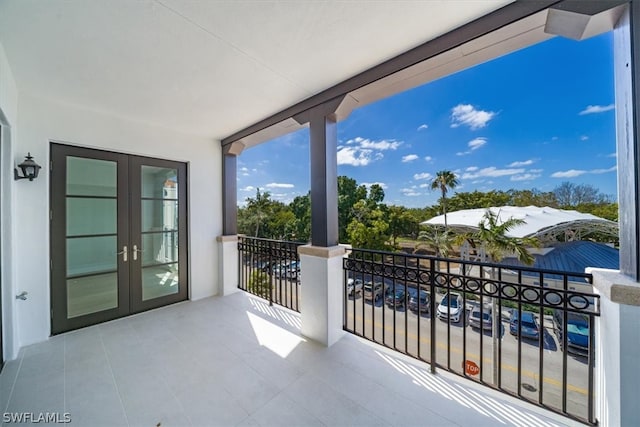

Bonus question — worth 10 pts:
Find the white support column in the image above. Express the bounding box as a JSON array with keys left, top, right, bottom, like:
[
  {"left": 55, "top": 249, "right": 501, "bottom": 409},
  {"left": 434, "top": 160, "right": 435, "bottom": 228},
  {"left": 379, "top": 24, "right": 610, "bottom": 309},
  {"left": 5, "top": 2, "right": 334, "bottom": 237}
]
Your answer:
[
  {"left": 588, "top": 268, "right": 640, "bottom": 427},
  {"left": 298, "top": 244, "right": 346, "bottom": 346},
  {"left": 217, "top": 235, "right": 239, "bottom": 296}
]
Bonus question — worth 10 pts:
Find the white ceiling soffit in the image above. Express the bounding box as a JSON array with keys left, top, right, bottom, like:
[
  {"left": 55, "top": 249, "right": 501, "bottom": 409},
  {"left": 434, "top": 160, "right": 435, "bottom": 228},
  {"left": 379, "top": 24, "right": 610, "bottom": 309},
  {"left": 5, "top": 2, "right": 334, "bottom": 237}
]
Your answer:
[{"left": 0, "top": 0, "right": 513, "bottom": 140}]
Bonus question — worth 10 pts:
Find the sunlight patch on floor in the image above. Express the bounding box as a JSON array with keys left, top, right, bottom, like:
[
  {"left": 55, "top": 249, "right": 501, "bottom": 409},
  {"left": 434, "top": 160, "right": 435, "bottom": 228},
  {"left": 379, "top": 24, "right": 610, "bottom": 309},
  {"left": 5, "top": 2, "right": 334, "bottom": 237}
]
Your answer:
[
  {"left": 247, "top": 311, "right": 305, "bottom": 358},
  {"left": 375, "top": 350, "right": 560, "bottom": 427}
]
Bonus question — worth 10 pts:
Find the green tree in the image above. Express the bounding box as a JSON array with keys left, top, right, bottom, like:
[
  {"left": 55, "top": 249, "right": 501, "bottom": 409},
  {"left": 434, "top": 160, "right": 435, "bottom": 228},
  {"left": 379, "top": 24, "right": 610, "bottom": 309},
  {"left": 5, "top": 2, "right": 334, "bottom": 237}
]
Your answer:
[
  {"left": 430, "top": 170, "right": 459, "bottom": 228},
  {"left": 347, "top": 200, "right": 390, "bottom": 250},
  {"left": 338, "top": 176, "right": 368, "bottom": 243},
  {"left": 289, "top": 193, "right": 311, "bottom": 242},
  {"left": 415, "top": 226, "right": 454, "bottom": 271},
  {"left": 387, "top": 205, "right": 419, "bottom": 247}
]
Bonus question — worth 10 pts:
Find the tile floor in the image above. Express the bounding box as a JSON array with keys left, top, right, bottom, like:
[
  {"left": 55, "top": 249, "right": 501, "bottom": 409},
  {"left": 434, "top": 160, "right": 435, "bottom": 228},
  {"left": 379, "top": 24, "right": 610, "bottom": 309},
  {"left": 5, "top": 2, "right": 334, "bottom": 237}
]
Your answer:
[{"left": 0, "top": 292, "right": 582, "bottom": 426}]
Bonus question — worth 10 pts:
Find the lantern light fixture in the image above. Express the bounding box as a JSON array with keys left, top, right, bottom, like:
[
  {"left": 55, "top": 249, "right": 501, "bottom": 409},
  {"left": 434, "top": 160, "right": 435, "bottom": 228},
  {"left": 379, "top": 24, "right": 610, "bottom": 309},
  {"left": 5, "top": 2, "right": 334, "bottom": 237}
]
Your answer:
[{"left": 14, "top": 152, "right": 42, "bottom": 181}]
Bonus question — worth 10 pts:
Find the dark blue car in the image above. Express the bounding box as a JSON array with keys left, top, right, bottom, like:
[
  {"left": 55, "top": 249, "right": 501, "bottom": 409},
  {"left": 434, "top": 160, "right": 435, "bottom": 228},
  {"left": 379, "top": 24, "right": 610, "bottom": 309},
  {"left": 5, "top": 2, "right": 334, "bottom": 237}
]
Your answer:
[
  {"left": 509, "top": 311, "right": 540, "bottom": 339},
  {"left": 554, "top": 310, "right": 589, "bottom": 356}
]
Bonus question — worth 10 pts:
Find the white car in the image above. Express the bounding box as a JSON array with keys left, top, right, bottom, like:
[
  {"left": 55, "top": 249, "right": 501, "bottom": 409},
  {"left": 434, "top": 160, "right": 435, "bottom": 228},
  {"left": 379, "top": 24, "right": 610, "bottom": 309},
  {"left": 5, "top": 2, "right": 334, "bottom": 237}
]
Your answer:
[
  {"left": 346, "top": 278, "right": 364, "bottom": 296},
  {"left": 437, "top": 292, "right": 463, "bottom": 323}
]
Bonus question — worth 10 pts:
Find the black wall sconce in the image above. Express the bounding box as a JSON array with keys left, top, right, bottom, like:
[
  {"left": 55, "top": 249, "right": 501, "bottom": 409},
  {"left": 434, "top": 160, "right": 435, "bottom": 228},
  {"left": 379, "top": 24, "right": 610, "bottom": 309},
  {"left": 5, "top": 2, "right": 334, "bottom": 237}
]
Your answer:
[{"left": 14, "top": 153, "right": 42, "bottom": 181}]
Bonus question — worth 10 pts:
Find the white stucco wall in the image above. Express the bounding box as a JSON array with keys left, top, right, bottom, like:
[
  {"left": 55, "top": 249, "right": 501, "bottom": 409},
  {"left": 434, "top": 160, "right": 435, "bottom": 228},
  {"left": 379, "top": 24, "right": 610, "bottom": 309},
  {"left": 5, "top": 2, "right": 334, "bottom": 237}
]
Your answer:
[
  {"left": 0, "top": 40, "right": 19, "bottom": 360},
  {"left": 13, "top": 93, "right": 221, "bottom": 350}
]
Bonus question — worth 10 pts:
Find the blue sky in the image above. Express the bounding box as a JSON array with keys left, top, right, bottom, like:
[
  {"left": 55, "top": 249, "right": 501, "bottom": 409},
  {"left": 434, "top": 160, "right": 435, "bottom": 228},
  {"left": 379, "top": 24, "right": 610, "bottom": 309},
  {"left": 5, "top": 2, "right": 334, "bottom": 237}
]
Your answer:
[{"left": 238, "top": 32, "right": 616, "bottom": 209}]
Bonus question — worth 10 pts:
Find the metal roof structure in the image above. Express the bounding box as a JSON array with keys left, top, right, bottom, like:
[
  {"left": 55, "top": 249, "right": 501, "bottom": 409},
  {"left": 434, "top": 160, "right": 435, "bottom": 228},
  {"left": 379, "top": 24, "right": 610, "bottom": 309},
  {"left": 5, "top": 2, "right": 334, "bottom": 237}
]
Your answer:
[
  {"left": 422, "top": 206, "right": 619, "bottom": 244},
  {"left": 500, "top": 241, "right": 619, "bottom": 275}
]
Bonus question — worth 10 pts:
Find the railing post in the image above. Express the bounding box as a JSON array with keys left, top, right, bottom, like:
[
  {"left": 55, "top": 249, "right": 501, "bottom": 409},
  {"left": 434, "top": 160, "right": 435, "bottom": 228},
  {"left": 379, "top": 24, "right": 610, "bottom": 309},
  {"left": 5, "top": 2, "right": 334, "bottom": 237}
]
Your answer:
[{"left": 429, "top": 257, "right": 437, "bottom": 374}]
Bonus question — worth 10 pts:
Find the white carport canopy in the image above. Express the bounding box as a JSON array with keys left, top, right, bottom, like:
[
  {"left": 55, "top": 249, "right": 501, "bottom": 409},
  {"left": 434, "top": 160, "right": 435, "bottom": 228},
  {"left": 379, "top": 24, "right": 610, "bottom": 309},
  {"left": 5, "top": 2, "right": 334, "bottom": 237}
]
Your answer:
[{"left": 422, "top": 206, "right": 619, "bottom": 243}]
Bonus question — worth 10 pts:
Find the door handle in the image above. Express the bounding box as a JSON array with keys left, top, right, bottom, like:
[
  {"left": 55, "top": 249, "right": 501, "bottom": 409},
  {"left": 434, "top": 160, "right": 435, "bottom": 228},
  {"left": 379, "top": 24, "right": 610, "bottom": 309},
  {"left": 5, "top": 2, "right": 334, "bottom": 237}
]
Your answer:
[
  {"left": 116, "top": 245, "right": 128, "bottom": 262},
  {"left": 133, "top": 244, "right": 144, "bottom": 261}
]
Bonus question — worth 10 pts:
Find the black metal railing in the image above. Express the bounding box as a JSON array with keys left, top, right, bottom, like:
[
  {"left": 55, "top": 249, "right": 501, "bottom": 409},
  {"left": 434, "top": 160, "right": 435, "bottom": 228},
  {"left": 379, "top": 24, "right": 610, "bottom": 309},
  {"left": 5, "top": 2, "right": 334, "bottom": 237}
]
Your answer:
[
  {"left": 343, "top": 247, "right": 599, "bottom": 425},
  {"left": 238, "top": 236, "right": 303, "bottom": 312}
]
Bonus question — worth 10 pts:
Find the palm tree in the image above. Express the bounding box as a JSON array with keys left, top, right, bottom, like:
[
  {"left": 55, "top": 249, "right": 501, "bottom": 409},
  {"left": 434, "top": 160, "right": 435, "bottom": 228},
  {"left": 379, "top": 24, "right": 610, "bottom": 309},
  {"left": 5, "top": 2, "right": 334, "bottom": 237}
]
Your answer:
[
  {"left": 468, "top": 209, "right": 539, "bottom": 384},
  {"left": 415, "top": 226, "right": 454, "bottom": 256},
  {"left": 416, "top": 226, "right": 454, "bottom": 272},
  {"left": 430, "top": 170, "right": 459, "bottom": 229}
]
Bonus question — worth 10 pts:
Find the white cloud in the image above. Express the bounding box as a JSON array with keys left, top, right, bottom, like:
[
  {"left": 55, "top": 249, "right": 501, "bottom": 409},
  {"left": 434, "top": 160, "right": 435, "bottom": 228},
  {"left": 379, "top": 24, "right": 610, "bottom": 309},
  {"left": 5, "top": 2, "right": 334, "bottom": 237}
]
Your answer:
[
  {"left": 529, "top": 169, "right": 544, "bottom": 173},
  {"left": 451, "top": 104, "right": 496, "bottom": 130},
  {"left": 510, "top": 173, "right": 541, "bottom": 182},
  {"left": 456, "top": 151, "right": 470, "bottom": 156},
  {"left": 468, "top": 137, "right": 487, "bottom": 150},
  {"left": 417, "top": 124, "right": 429, "bottom": 131},
  {"left": 357, "top": 138, "right": 402, "bottom": 151},
  {"left": 551, "top": 136, "right": 559, "bottom": 141},
  {"left": 419, "top": 183, "right": 429, "bottom": 188},
  {"left": 402, "top": 154, "right": 419, "bottom": 163},
  {"left": 592, "top": 166, "right": 618, "bottom": 174},
  {"left": 424, "top": 156, "right": 433, "bottom": 162},
  {"left": 580, "top": 135, "right": 589, "bottom": 141},
  {"left": 508, "top": 159, "right": 534, "bottom": 167},
  {"left": 338, "top": 137, "right": 401, "bottom": 167},
  {"left": 579, "top": 104, "right": 614, "bottom": 115},
  {"left": 462, "top": 167, "right": 524, "bottom": 179},
  {"left": 337, "top": 146, "right": 380, "bottom": 166},
  {"left": 240, "top": 186, "right": 255, "bottom": 192},
  {"left": 401, "top": 188, "right": 421, "bottom": 197},
  {"left": 266, "top": 183, "right": 294, "bottom": 188},
  {"left": 466, "top": 166, "right": 479, "bottom": 172},
  {"left": 362, "top": 182, "right": 388, "bottom": 189},
  {"left": 607, "top": 152, "right": 617, "bottom": 158},
  {"left": 551, "top": 165, "right": 617, "bottom": 178},
  {"left": 551, "top": 169, "right": 586, "bottom": 178},
  {"left": 413, "top": 172, "right": 432, "bottom": 180}
]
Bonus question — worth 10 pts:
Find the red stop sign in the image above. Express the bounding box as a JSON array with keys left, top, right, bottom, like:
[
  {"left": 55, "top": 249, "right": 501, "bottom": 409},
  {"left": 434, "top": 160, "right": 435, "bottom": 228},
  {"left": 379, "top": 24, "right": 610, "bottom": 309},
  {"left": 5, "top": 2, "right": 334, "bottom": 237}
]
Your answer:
[{"left": 465, "top": 360, "right": 480, "bottom": 376}]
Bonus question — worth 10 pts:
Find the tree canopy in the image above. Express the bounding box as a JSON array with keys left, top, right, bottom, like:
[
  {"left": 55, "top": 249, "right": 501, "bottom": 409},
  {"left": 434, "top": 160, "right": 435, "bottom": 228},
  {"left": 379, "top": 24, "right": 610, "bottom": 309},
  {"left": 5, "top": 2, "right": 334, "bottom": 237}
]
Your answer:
[{"left": 237, "top": 178, "right": 618, "bottom": 248}]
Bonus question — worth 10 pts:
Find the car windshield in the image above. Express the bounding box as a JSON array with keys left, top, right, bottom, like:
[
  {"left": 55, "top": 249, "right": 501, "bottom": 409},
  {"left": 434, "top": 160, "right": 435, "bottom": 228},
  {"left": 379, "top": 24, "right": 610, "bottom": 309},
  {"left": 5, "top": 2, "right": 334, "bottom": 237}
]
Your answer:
[
  {"left": 472, "top": 311, "right": 491, "bottom": 320},
  {"left": 567, "top": 323, "right": 589, "bottom": 336},
  {"left": 521, "top": 321, "right": 537, "bottom": 329}
]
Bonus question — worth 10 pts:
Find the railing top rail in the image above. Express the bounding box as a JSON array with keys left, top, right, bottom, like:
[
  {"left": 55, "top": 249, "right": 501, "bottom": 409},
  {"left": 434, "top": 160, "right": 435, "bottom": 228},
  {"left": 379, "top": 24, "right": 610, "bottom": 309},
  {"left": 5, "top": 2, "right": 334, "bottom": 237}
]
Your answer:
[
  {"left": 346, "top": 246, "right": 593, "bottom": 281},
  {"left": 238, "top": 235, "right": 307, "bottom": 246}
]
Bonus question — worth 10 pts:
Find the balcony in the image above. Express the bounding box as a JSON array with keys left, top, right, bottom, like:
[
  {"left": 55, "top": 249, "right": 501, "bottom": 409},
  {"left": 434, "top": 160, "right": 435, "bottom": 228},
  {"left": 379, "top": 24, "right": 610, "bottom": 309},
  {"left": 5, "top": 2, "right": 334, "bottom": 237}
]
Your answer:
[{"left": 0, "top": 291, "right": 573, "bottom": 427}]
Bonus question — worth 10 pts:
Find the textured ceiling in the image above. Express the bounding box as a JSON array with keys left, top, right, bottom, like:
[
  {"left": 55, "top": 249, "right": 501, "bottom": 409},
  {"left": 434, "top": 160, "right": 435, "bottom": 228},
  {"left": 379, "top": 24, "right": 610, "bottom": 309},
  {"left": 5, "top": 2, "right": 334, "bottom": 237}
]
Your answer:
[{"left": 0, "top": 0, "right": 512, "bottom": 139}]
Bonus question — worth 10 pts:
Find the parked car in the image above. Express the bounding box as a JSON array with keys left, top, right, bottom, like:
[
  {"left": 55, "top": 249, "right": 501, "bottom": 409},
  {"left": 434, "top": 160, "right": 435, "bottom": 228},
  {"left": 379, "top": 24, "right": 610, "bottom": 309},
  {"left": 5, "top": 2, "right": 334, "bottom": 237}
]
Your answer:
[
  {"left": 469, "top": 304, "right": 493, "bottom": 330},
  {"left": 385, "top": 285, "right": 407, "bottom": 308},
  {"left": 363, "top": 281, "right": 384, "bottom": 302},
  {"left": 553, "top": 310, "right": 589, "bottom": 356},
  {"left": 509, "top": 311, "right": 540, "bottom": 339},
  {"left": 436, "top": 293, "right": 463, "bottom": 323},
  {"left": 346, "top": 278, "right": 364, "bottom": 296},
  {"left": 408, "top": 290, "right": 430, "bottom": 313}
]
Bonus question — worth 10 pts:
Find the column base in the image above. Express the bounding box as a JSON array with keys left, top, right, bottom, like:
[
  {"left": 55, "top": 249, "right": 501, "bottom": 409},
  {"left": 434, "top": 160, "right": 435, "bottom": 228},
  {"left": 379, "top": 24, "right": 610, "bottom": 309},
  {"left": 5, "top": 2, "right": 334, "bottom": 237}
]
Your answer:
[
  {"left": 217, "top": 235, "right": 239, "bottom": 296},
  {"left": 298, "top": 245, "right": 347, "bottom": 346}
]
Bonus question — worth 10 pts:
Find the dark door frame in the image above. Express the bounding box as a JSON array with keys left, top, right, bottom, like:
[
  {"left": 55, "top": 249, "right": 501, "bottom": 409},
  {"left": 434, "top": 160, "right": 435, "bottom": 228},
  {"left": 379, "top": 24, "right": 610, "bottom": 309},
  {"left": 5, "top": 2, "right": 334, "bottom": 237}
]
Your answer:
[{"left": 50, "top": 143, "right": 189, "bottom": 334}]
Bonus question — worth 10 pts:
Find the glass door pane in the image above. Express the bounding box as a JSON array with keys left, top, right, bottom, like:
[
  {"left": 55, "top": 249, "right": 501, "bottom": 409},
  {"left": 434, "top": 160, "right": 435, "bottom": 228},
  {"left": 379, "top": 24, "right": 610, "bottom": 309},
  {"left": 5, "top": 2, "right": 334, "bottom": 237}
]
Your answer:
[
  {"left": 65, "top": 157, "right": 119, "bottom": 317},
  {"left": 140, "top": 166, "right": 179, "bottom": 301},
  {"left": 130, "top": 159, "right": 187, "bottom": 310}
]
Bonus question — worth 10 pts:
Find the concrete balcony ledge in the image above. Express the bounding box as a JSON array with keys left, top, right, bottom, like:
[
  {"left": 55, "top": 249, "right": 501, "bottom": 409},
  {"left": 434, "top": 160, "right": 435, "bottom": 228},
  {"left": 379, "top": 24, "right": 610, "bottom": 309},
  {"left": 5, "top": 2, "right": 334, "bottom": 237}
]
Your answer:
[{"left": 587, "top": 267, "right": 640, "bottom": 306}]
